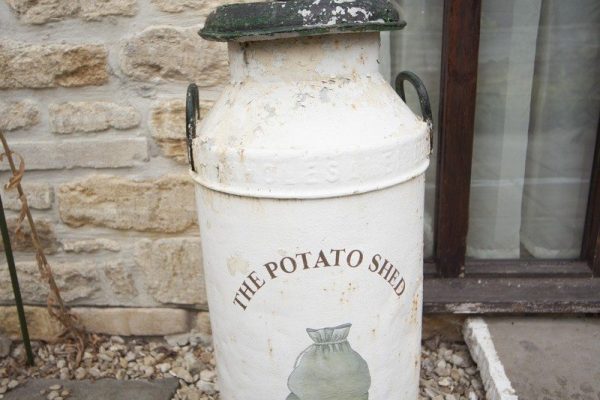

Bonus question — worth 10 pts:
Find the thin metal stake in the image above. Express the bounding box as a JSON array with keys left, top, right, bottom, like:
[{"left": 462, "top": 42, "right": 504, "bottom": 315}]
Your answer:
[{"left": 0, "top": 194, "right": 34, "bottom": 366}]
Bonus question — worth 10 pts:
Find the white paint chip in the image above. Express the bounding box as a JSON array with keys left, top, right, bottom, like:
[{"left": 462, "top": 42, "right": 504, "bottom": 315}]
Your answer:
[
  {"left": 463, "top": 318, "right": 519, "bottom": 400},
  {"left": 298, "top": 9, "right": 311, "bottom": 18}
]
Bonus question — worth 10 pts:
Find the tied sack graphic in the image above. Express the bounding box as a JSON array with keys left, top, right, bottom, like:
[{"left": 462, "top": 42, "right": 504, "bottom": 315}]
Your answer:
[{"left": 286, "top": 323, "right": 371, "bottom": 400}]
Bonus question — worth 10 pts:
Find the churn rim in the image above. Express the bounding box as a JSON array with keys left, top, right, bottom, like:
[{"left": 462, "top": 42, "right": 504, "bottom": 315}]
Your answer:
[{"left": 199, "top": 0, "right": 407, "bottom": 42}]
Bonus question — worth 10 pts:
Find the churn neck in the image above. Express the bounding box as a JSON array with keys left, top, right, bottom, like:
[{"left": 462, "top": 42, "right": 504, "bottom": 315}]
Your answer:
[
  {"left": 227, "top": 33, "right": 381, "bottom": 82},
  {"left": 199, "top": 0, "right": 406, "bottom": 43}
]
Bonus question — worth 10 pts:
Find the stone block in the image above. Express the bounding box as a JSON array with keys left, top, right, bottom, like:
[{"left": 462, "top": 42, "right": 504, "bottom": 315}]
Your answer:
[
  {"left": 0, "top": 100, "right": 39, "bottom": 131},
  {"left": 0, "top": 217, "right": 59, "bottom": 254},
  {"left": 5, "top": 0, "right": 78, "bottom": 24},
  {"left": 135, "top": 237, "right": 206, "bottom": 306},
  {"left": 0, "top": 261, "right": 100, "bottom": 304},
  {"left": 0, "top": 40, "right": 108, "bottom": 89},
  {"left": 0, "top": 138, "right": 148, "bottom": 170},
  {"left": 58, "top": 175, "right": 196, "bottom": 233},
  {"left": 0, "top": 306, "right": 63, "bottom": 341},
  {"left": 120, "top": 25, "right": 228, "bottom": 86},
  {"left": 0, "top": 306, "right": 190, "bottom": 340},
  {"left": 72, "top": 307, "right": 191, "bottom": 336},
  {"left": 79, "top": 0, "right": 137, "bottom": 21},
  {"left": 151, "top": 0, "right": 253, "bottom": 15},
  {"left": 0, "top": 182, "right": 53, "bottom": 211},
  {"left": 5, "top": 0, "right": 137, "bottom": 24},
  {"left": 49, "top": 102, "right": 140, "bottom": 134},
  {"left": 150, "top": 99, "right": 213, "bottom": 163},
  {"left": 62, "top": 238, "right": 121, "bottom": 253}
]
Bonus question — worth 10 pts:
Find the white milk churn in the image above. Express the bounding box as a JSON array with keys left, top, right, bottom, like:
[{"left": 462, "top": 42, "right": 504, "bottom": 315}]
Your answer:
[{"left": 185, "top": 1, "right": 432, "bottom": 399}]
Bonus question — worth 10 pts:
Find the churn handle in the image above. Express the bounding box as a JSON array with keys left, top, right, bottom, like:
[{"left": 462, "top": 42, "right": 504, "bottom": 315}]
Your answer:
[
  {"left": 186, "top": 83, "right": 200, "bottom": 172},
  {"left": 395, "top": 71, "right": 433, "bottom": 153}
]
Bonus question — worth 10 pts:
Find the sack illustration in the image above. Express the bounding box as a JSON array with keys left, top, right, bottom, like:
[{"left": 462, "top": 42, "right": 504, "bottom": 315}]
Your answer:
[{"left": 286, "top": 323, "right": 371, "bottom": 400}]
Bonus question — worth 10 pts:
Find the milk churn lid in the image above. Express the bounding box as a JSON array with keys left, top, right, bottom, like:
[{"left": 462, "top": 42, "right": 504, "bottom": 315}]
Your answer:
[{"left": 200, "top": 0, "right": 406, "bottom": 42}]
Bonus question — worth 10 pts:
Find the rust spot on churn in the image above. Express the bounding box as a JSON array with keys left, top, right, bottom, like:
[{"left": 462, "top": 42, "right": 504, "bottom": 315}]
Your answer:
[{"left": 410, "top": 292, "right": 420, "bottom": 324}]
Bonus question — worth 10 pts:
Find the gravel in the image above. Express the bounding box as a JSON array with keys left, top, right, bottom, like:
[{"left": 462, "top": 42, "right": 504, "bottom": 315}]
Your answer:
[
  {"left": 420, "top": 336, "right": 485, "bottom": 400},
  {"left": 0, "top": 333, "right": 485, "bottom": 400},
  {"left": 39, "top": 383, "right": 71, "bottom": 400}
]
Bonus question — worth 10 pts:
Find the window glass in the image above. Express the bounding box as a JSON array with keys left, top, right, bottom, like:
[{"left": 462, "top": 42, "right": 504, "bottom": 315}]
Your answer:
[
  {"left": 390, "top": 0, "right": 444, "bottom": 259},
  {"left": 467, "top": 0, "right": 600, "bottom": 259}
]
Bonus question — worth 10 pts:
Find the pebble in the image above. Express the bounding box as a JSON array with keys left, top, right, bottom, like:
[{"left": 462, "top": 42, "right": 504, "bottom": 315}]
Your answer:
[
  {"left": 143, "top": 366, "right": 155, "bottom": 378},
  {"left": 196, "top": 380, "right": 216, "bottom": 395},
  {"left": 88, "top": 367, "right": 102, "bottom": 379},
  {"left": 165, "top": 333, "right": 192, "bottom": 348},
  {"left": 115, "top": 369, "right": 126, "bottom": 380},
  {"left": 183, "top": 353, "right": 204, "bottom": 375},
  {"left": 171, "top": 367, "right": 194, "bottom": 384},
  {"left": 438, "top": 377, "right": 452, "bottom": 387},
  {"left": 125, "top": 351, "right": 136, "bottom": 362},
  {"left": 143, "top": 356, "right": 156, "bottom": 367},
  {"left": 98, "top": 353, "right": 113, "bottom": 363},
  {"left": 450, "top": 370, "right": 461, "bottom": 381},
  {"left": 199, "top": 369, "right": 216, "bottom": 382},
  {"left": 74, "top": 367, "right": 87, "bottom": 380},
  {"left": 157, "top": 362, "right": 171, "bottom": 373},
  {"left": 451, "top": 354, "right": 465, "bottom": 367},
  {"left": 110, "top": 336, "right": 125, "bottom": 344},
  {"left": 435, "top": 365, "right": 450, "bottom": 377}
]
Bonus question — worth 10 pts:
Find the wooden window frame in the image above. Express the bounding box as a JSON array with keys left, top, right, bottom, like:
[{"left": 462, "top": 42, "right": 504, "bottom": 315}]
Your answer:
[{"left": 424, "top": 0, "right": 600, "bottom": 314}]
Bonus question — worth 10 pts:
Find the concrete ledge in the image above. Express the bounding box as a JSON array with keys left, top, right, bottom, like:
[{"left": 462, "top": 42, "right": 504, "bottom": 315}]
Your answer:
[
  {"left": 0, "top": 307, "right": 211, "bottom": 340},
  {"left": 463, "top": 318, "right": 518, "bottom": 400},
  {"left": 485, "top": 317, "right": 600, "bottom": 399},
  {"left": 73, "top": 307, "right": 190, "bottom": 337}
]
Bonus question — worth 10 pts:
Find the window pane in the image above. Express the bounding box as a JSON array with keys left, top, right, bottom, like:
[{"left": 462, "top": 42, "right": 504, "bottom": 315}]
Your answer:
[
  {"left": 467, "top": 0, "right": 600, "bottom": 260},
  {"left": 390, "top": 0, "right": 444, "bottom": 259}
]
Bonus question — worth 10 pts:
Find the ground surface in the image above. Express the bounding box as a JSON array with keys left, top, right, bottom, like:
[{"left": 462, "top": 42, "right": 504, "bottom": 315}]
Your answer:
[
  {"left": 3, "top": 378, "right": 179, "bottom": 400},
  {"left": 487, "top": 317, "right": 600, "bottom": 400},
  {"left": 0, "top": 332, "right": 484, "bottom": 400}
]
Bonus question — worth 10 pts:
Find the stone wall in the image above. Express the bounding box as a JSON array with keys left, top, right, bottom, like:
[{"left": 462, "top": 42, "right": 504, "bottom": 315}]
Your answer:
[{"left": 0, "top": 0, "right": 248, "bottom": 338}]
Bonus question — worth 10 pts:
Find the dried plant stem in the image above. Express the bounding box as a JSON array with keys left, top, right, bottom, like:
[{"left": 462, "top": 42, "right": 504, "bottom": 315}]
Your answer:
[{"left": 0, "top": 132, "right": 87, "bottom": 365}]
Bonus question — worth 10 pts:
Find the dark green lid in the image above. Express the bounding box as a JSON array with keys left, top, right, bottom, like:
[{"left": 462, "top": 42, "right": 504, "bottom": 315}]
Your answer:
[{"left": 200, "top": 0, "right": 406, "bottom": 42}]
